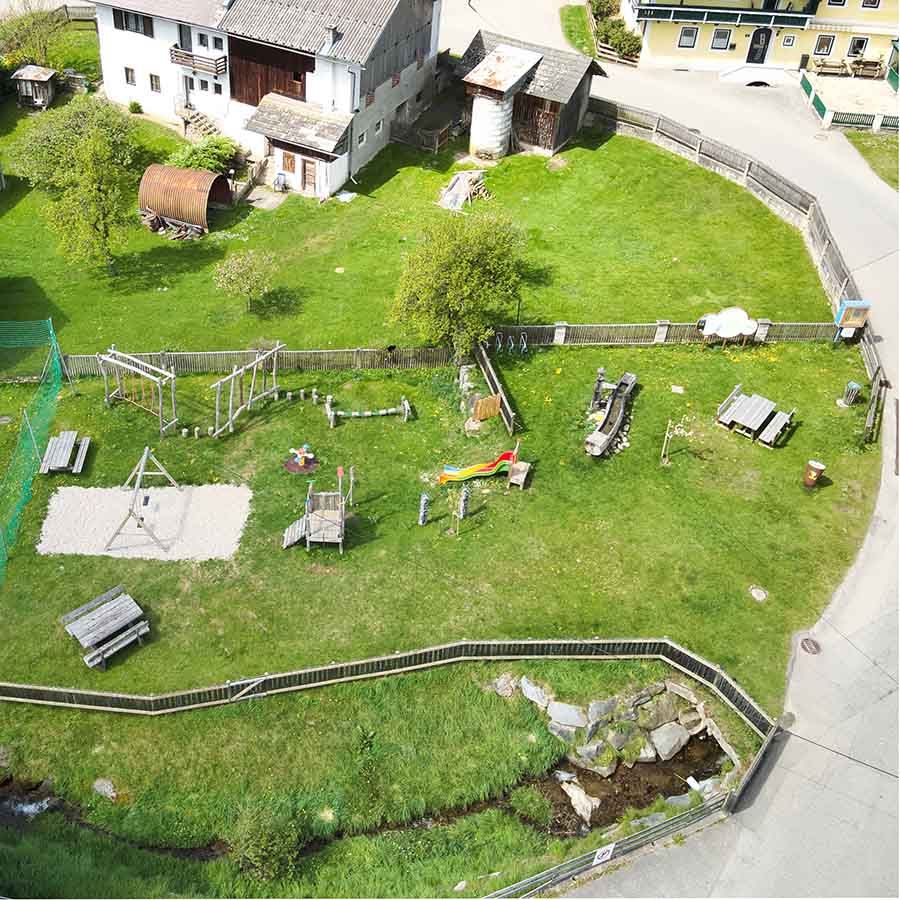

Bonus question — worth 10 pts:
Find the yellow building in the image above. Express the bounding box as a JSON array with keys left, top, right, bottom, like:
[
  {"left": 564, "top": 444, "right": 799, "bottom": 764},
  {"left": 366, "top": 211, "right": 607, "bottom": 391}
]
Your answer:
[{"left": 623, "top": 0, "right": 898, "bottom": 82}]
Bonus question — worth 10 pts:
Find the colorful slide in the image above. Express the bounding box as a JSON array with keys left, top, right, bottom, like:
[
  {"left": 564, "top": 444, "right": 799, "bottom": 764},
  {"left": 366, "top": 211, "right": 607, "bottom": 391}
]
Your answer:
[{"left": 438, "top": 447, "right": 518, "bottom": 486}]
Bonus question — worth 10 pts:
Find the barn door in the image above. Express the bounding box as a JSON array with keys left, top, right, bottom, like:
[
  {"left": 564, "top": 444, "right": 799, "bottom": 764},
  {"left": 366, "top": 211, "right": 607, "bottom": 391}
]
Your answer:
[{"left": 302, "top": 158, "right": 316, "bottom": 193}]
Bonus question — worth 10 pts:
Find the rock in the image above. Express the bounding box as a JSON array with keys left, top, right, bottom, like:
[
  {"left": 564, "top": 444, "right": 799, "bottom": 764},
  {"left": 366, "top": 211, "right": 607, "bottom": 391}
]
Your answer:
[
  {"left": 553, "top": 769, "right": 577, "bottom": 783},
  {"left": 520, "top": 676, "right": 550, "bottom": 709},
  {"left": 464, "top": 417, "right": 483, "bottom": 436},
  {"left": 0, "top": 745, "right": 10, "bottom": 768},
  {"left": 678, "top": 707, "right": 705, "bottom": 736},
  {"left": 666, "top": 680, "right": 699, "bottom": 705},
  {"left": 630, "top": 812, "right": 667, "bottom": 830},
  {"left": 695, "top": 776, "right": 722, "bottom": 797},
  {"left": 628, "top": 690, "right": 654, "bottom": 708},
  {"left": 92, "top": 778, "right": 117, "bottom": 801},
  {"left": 636, "top": 738, "right": 657, "bottom": 763},
  {"left": 561, "top": 781, "right": 600, "bottom": 825},
  {"left": 637, "top": 692, "right": 679, "bottom": 731},
  {"left": 487, "top": 672, "right": 519, "bottom": 698},
  {"left": 650, "top": 722, "right": 691, "bottom": 761},
  {"left": 706, "top": 718, "right": 741, "bottom": 768},
  {"left": 722, "top": 768, "right": 740, "bottom": 789},
  {"left": 588, "top": 698, "right": 617, "bottom": 724},
  {"left": 454, "top": 881, "right": 467, "bottom": 892},
  {"left": 587, "top": 756, "right": 618, "bottom": 778},
  {"left": 647, "top": 682, "right": 666, "bottom": 696},
  {"left": 547, "top": 701, "right": 587, "bottom": 728},
  {"left": 575, "top": 740, "right": 607, "bottom": 761},
  {"left": 607, "top": 722, "right": 636, "bottom": 751},
  {"left": 549, "top": 721, "right": 578, "bottom": 744},
  {"left": 665, "top": 792, "right": 695, "bottom": 809}
]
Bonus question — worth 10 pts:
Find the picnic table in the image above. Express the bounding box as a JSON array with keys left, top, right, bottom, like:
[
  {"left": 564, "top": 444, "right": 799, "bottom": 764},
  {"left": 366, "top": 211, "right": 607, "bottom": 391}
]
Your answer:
[
  {"left": 60, "top": 585, "right": 149, "bottom": 669},
  {"left": 39, "top": 430, "right": 90, "bottom": 475},
  {"left": 717, "top": 384, "right": 795, "bottom": 447}
]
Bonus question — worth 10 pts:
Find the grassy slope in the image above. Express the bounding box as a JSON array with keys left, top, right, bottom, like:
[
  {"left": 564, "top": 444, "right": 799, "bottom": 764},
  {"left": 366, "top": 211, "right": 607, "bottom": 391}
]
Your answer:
[
  {"left": 0, "top": 344, "right": 877, "bottom": 710},
  {"left": 560, "top": 5, "right": 596, "bottom": 57},
  {"left": 844, "top": 131, "right": 899, "bottom": 190},
  {"left": 0, "top": 109, "right": 831, "bottom": 354}
]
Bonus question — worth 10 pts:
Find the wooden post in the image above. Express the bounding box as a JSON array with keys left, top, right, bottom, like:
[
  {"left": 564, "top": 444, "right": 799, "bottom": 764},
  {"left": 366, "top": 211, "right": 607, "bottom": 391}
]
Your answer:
[
  {"left": 227, "top": 365, "right": 236, "bottom": 433},
  {"left": 170, "top": 368, "right": 177, "bottom": 425},
  {"left": 98, "top": 354, "right": 110, "bottom": 405},
  {"left": 215, "top": 382, "right": 222, "bottom": 436},
  {"left": 348, "top": 466, "right": 355, "bottom": 507}
]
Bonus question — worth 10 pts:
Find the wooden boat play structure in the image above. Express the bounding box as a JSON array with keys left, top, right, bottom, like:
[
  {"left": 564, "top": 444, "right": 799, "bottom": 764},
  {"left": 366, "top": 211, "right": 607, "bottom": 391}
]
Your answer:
[{"left": 585, "top": 371, "right": 637, "bottom": 457}]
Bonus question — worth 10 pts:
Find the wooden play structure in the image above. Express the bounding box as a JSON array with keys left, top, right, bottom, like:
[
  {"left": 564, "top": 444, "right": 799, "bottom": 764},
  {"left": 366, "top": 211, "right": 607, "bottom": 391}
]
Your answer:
[
  {"left": 209, "top": 343, "right": 284, "bottom": 437},
  {"left": 282, "top": 466, "right": 354, "bottom": 554},
  {"left": 324, "top": 395, "right": 411, "bottom": 428},
  {"left": 717, "top": 384, "right": 795, "bottom": 448},
  {"left": 105, "top": 447, "right": 179, "bottom": 552},
  {"left": 97, "top": 347, "right": 178, "bottom": 437},
  {"left": 585, "top": 370, "right": 637, "bottom": 457}
]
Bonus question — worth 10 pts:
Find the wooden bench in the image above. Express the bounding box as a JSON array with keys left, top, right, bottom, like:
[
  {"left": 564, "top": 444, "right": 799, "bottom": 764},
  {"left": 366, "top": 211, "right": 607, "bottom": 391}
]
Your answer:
[
  {"left": 40, "top": 430, "right": 91, "bottom": 475},
  {"left": 758, "top": 408, "right": 796, "bottom": 448},
  {"left": 83, "top": 620, "right": 150, "bottom": 670},
  {"left": 851, "top": 58, "right": 885, "bottom": 79},
  {"left": 72, "top": 436, "right": 91, "bottom": 474},
  {"left": 814, "top": 59, "right": 850, "bottom": 76},
  {"left": 59, "top": 584, "right": 125, "bottom": 627}
]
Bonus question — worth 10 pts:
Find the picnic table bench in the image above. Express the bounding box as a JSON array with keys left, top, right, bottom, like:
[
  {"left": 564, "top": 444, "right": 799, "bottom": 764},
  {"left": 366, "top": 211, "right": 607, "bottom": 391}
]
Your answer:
[
  {"left": 850, "top": 58, "right": 885, "bottom": 78},
  {"left": 717, "top": 385, "right": 795, "bottom": 446},
  {"left": 813, "top": 58, "right": 850, "bottom": 76},
  {"left": 40, "top": 430, "right": 91, "bottom": 475},
  {"left": 60, "top": 585, "right": 149, "bottom": 669},
  {"left": 758, "top": 408, "right": 796, "bottom": 448}
]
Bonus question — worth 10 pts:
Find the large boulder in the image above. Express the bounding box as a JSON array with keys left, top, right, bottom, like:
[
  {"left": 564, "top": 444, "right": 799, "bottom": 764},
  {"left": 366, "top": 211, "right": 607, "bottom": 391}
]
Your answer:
[
  {"left": 636, "top": 692, "right": 679, "bottom": 731},
  {"left": 650, "top": 722, "right": 691, "bottom": 761},
  {"left": 575, "top": 740, "right": 604, "bottom": 761},
  {"left": 92, "top": 778, "right": 117, "bottom": 801},
  {"left": 588, "top": 755, "right": 618, "bottom": 778},
  {"left": 607, "top": 721, "right": 637, "bottom": 751},
  {"left": 520, "top": 676, "right": 550, "bottom": 709},
  {"left": 547, "top": 701, "right": 587, "bottom": 728},
  {"left": 666, "top": 680, "right": 699, "bottom": 705},
  {"left": 588, "top": 698, "right": 617, "bottom": 725},
  {"left": 561, "top": 781, "right": 600, "bottom": 825},
  {"left": 678, "top": 707, "right": 705, "bottom": 735},
  {"left": 549, "top": 720, "right": 578, "bottom": 744},
  {"left": 487, "top": 673, "right": 519, "bottom": 698}
]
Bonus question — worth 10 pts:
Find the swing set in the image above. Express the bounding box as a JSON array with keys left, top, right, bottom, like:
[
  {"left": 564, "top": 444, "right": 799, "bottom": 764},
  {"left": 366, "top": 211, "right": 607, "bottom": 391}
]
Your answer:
[{"left": 97, "top": 347, "right": 178, "bottom": 437}]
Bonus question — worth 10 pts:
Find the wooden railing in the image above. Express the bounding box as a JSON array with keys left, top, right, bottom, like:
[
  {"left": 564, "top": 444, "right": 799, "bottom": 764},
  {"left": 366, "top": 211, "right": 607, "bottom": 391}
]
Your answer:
[{"left": 169, "top": 46, "right": 227, "bottom": 76}]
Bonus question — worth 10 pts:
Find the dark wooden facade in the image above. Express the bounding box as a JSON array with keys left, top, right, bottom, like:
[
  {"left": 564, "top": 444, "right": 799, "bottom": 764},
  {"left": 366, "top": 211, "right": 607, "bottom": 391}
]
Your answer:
[
  {"left": 511, "top": 68, "right": 592, "bottom": 153},
  {"left": 359, "top": 0, "right": 434, "bottom": 95},
  {"left": 228, "top": 37, "right": 315, "bottom": 107}
]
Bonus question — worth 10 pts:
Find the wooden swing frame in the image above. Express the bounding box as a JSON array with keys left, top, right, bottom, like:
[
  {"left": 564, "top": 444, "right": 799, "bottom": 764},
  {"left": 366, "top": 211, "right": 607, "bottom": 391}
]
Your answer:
[
  {"left": 97, "top": 347, "right": 178, "bottom": 437},
  {"left": 209, "top": 343, "right": 284, "bottom": 438}
]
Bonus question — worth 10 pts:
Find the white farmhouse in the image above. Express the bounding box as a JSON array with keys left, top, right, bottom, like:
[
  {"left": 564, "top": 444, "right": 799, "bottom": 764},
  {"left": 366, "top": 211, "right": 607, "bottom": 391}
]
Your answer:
[{"left": 95, "top": 0, "right": 442, "bottom": 197}]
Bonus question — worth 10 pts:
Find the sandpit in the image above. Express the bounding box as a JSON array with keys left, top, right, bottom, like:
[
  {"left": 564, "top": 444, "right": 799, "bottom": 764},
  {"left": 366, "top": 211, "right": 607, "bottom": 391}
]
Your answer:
[{"left": 37, "top": 485, "right": 252, "bottom": 561}]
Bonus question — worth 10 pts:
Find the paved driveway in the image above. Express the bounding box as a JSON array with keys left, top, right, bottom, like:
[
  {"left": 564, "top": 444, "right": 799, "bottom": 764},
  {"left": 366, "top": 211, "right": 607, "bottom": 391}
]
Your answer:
[
  {"left": 566, "top": 66, "right": 899, "bottom": 898},
  {"left": 438, "top": 0, "right": 570, "bottom": 55}
]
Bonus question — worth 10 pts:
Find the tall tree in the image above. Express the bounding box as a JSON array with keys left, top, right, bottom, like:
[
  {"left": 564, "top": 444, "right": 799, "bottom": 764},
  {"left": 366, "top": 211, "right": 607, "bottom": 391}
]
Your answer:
[
  {"left": 391, "top": 213, "right": 525, "bottom": 359},
  {"left": 16, "top": 96, "right": 138, "bottom": 268},
  {"left": 0, "top": 1, "right": 66, "bottom": 68},
  {"left": 214, "top": 250, "right": 276, "bottom": 312}
]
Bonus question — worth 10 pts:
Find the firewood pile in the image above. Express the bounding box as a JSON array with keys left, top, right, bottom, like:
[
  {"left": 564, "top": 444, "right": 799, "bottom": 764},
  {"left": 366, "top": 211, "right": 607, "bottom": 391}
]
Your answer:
[
  {"left": 437, "top": 170, "right": 493, "bottom": 212},
  {"left": 139, "top": 209, "right": 203, "bottom": 240}
]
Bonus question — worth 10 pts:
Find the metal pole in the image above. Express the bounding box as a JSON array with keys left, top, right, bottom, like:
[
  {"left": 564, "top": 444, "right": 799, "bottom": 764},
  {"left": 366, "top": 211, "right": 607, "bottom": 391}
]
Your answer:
[{"left": 22, "top": 410, "right": 40, "bottom": 459}]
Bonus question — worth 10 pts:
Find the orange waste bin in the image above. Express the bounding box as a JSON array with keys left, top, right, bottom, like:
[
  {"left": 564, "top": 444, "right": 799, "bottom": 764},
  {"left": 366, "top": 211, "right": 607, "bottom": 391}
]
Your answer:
[{"left": 804, "top": 460, "right": 826, "bottom": 487}]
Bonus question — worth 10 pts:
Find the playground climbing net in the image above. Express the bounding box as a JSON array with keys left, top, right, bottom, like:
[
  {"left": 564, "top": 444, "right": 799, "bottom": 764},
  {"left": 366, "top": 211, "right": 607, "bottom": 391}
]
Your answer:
[{"left": 0, "top": 320, "right": 65, "bottom": 581}]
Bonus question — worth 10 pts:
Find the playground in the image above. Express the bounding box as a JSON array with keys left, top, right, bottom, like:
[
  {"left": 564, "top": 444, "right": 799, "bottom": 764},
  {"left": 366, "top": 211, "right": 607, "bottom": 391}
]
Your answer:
[{"left": 0, "top": 341, "right": 878, "bottom": 709}]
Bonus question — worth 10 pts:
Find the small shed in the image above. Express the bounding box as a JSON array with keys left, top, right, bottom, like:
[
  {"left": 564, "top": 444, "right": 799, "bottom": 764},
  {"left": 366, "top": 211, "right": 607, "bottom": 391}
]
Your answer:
[
  {"left": 11, "top": 65, "right": 57, "bottom": 110},
  {"left": 138, "top": 164, "right": 232, "bottom": 233},
  {"left": 457, "top": 31, "right": 599, "bottom": 158}
]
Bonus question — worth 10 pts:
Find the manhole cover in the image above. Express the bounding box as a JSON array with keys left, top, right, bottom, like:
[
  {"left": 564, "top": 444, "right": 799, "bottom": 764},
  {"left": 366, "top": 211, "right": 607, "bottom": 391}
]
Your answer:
[
  {"left": 749, "top": 585, "right": 768, "bottom": 603},
  {"left": 0, "top": 416, "right": 11, "bottom": 425},
  {"left": 800, "top": 637, "right": 821, "bottom": 655}
]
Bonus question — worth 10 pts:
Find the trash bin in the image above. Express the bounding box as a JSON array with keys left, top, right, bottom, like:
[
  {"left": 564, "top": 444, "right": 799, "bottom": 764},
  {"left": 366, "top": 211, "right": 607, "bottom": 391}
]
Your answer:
[{"left": 804, "top": 460, "right": 826, "bottom": 487}]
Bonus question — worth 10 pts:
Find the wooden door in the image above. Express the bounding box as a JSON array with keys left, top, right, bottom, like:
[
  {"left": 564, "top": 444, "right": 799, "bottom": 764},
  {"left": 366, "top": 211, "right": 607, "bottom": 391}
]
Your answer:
[
  {"left": 282, "top": 151, "right": 295, "bottom": 174},
  {"left": 302, "top": 158, "right": 316, "bottom": 193}
]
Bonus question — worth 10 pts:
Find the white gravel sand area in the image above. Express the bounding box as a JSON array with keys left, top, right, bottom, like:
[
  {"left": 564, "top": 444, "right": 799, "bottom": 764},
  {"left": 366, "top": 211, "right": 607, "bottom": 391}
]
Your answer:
[{"left": 37, "top": 485, "right": 252, "bottom": 561}]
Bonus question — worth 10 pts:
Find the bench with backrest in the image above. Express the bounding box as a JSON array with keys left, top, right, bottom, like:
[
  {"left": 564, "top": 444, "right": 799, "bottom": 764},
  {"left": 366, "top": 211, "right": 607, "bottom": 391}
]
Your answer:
[
  {"left": 851, "top": 58, "right": 885, "bottom": 78},
  {"left": 814, "top": 59, "right": 850, "bottom": 76}
]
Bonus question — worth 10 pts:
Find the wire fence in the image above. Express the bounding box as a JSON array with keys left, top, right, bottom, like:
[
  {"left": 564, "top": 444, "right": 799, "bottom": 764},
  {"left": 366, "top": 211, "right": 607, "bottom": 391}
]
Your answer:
[{"left": 0, "top": 321, "right": 63, "bottom": 582}]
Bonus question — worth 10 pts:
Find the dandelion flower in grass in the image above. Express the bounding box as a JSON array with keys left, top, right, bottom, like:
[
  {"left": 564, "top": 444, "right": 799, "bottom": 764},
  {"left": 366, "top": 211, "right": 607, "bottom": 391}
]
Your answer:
[{"left": 554, "top": 367, "right": 562, "bottom": 375}]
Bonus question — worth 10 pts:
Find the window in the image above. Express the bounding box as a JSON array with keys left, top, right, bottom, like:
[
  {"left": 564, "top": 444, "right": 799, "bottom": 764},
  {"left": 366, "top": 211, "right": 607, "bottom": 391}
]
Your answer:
[
  {"left": 814, "top": 34, "right": 835, "bottom": 55},
  {"left": 185, "top": 76, "right": 195, "bottom": 90},
  {"left": 827, "top": 0, "right": 845, "bottom": 5},
  {"left": 112, "top": 9, "right": 153, "bottom": 36},
  {"left": 678, "top": 26, "right": 698, "bottom": 48},
  {"left": 710, "top": 28, "right": 731, "bottom": 50},
  {"left": 149, "top": 73, "right": 161, "bottom": 92},
  {"left": 861, "top": 0, "right": 880, "bottom": 7},
  {"left": 197, "top": 32, "right": 208, "bottom": 47},
  {"left": 782, "top": 34, "right": 795, "bottom": 47},
  {"left": 292, "top": 71, "right": 303, "bottom": 83},
  {"left": 214, "top": 82, "right": 222, "bottom": 95},
  {"left": 357, "top": 130, "right": 367, "bottom": 146},
  {"left": 213, "top": 36, "right": 223, "bottom": 49},
  {"left": 847, "top": 36, "right": 868, "bottom": 56},
  {"left": 374, "top": 118, "right": 383, "bottom": 135},
  {"left": 124, "top": 66, "right": 135, "bottom": 85},
  {"left": 200, "top": 79, "right": 209, "bottom": 90}
]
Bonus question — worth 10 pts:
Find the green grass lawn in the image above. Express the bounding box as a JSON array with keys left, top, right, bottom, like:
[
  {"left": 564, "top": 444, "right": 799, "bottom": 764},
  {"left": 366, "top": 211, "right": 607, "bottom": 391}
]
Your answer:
[
  {"left": 560, "top": 5, "right": 596, "bottom": 57},
  {"left": 47, "top": 21, "right": 102, "bottom": 81},
  {"left": 0, "top": 99, "right": 832, "bottom": 356},
  {"left": 844, "top": 130, "right": 899, "bottom": 190},
  {"left": 0, "top": 343, "right": 876, "bottom": 710}
]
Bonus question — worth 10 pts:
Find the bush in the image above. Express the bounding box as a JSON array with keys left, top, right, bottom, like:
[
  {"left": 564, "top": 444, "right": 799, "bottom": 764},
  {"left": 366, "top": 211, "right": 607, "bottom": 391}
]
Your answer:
[
  {"left": 127, "top": 100, "right": 142, "bottom": 114},
  {"left": 591, "top": 0, "right": 620, "bottom": 20},
  {"left": 595, "top": 17, "right": 642, "bottom": 57},
  {"left": 508, "top": 785, "right": 553, "bottom": 829},
  {"left": 165, "top": 134, "right": 239, "bottom": 173},
  {"left": 228, "top": 801, "right": 303, "bottom": 881}
]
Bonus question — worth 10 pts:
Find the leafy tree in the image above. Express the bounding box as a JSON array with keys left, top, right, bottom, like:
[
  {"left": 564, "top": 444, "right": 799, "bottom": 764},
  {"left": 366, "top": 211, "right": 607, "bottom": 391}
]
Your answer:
[
  {"left": 166, "top": 135, "right": 239, "bottom": 174},
  {"left": 0, "top": 2, "right": 66, "bottom": 68},
  {"left": 214, "top": 250, "right": 275, "bottom": 312},
  {"left": 16, "top": 95, "right": 138, "bottom": 268},
  {"left": 590, "top": 0, "right": 619, "bottom": 20},
  {"left": 391, "top": 213, "right": 524, "bottom": 359}
]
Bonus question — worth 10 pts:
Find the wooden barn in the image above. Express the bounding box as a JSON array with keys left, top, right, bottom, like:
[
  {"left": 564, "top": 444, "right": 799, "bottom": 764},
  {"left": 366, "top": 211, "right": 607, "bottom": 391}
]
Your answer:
[
  {"left": 11, "top": 65, "right": 57, "bottom": 110},
  {"left": 456, "top": 31, "right": 598, "bottom": 158}
]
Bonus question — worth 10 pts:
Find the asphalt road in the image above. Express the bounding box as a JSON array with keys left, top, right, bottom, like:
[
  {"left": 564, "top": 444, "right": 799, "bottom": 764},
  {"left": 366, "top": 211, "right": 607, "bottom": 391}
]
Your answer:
[{"left": 438, "top": 0, "right": 570, "bottom": 55}]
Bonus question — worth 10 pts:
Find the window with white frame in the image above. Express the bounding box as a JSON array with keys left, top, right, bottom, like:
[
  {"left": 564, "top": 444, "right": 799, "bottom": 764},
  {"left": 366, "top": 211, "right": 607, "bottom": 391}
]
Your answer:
[
  {"left": 213, "top": 36, "right": 223, "bottom": 49},
  {"left": 149, "top": 73, "right": 161, "bottom": 92},
  {"left": 374, "top": 118, "right": 383, "bottom": 134},
  {"left": 678, "top": 26, "right": 698, "bottom": 48},
  {"left": 124, "top": 66, "right": 135, "bottom": 85},
  {"left": 861, "top": 0, "right": 879, "bottom": 7},
  {"left": 814, "top": 34, "right": 835, "bottom": 55},
  {"left": 710, "top": 28, "right": 731, "bottom": 50},
  {"left": 847, "top": 36, "right": 868, "bottom": 56},
  {"left": 357, "top": 130, "right": 366, "bottom": 146},
  {"left": 200, "top": 79, "right": 209, "bottom": 90},
  {"left": 782, "top": 34, "right": 795, "bottom": 47},
  {"left": 198, "top": 33, "right": 208, "bottom": 47},
  {"left": 826, "top": 0, "right": 846, "bottom": 5},
  {"left": 214, "top": 82, "right": 222, "bottom": 94}
]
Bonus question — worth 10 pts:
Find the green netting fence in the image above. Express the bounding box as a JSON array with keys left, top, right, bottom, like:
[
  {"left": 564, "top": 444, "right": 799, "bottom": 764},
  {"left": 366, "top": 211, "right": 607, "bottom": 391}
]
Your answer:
[{"left": 0, "top": 320, "right": 63, "bottom": 582}]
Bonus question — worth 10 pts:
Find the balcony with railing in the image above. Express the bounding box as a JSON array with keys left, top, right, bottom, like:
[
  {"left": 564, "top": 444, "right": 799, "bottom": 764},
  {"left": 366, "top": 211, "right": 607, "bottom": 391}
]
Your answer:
[
  {"left": 631, "top": 0, "right": 820, "bottom": 28},
  {"left": 169, "top": 45, "right": 227, "bottom": 76}
]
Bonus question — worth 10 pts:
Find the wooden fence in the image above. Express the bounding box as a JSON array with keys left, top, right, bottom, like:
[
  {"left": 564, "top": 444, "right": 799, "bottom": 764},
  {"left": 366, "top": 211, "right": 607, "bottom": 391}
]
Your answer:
[{"left": 472, "top": 343, "right": 516, "bottom": 434}]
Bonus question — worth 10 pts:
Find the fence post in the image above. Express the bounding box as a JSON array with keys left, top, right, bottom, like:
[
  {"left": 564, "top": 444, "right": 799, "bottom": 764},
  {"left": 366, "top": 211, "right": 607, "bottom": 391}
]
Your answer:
[
  {"left": 742, "top": 158, "right": 752, "bottom": 185},
  {"left": 872, "top": 113, "right": 884, "bottom": 133},
  {"left": 654, "top": 320, "right": 670, "bottom": 344},
  {"left": 22, "top": 409, "right": 40, "bottom": 459},
  {"left": 553, "top": 322, "right": 568, "bottom": 346},
  {"left": 823, "top": 109, "right": 834, "bottom": 130},
  {"left": 353, "top": 348, "right": 361, "bottom": 369},
  {"left": 754, "top": 319, "right": 772, "bottom": 343}
]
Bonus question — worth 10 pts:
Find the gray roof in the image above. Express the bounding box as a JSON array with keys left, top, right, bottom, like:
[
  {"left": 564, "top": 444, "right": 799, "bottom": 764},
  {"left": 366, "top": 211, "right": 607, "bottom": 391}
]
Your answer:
[
  {"left": 462, "top": 43, "right": 543, "bottom": 95},
  {"left": 11, "top": 65, "right": 56, "bottom": 81},
  {"left": 220, "top": 0, "right": 400, "bottom": 64},
  {"left": 457, "top": 30, "right": 597, "bottom": 105},
  {"left": 103, "top": 0, "right": 228, "bottom": 27},
  {"left": 245, "top": 93, "right": 352, "bottom": 154}
]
